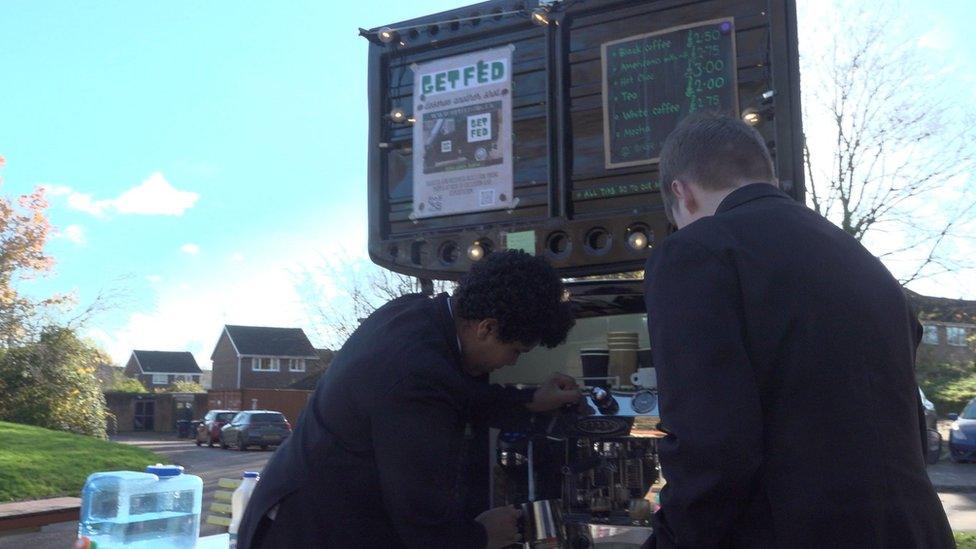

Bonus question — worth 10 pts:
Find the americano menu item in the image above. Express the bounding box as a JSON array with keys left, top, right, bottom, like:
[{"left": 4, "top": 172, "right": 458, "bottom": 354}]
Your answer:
[{"left": 602, "top": 18, "right": 738, "bottom": 169}]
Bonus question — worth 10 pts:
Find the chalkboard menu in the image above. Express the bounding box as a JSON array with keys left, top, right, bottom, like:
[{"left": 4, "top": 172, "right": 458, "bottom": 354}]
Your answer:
[{"left": 602, "top": 18, "right": 738, "bottom": 169}]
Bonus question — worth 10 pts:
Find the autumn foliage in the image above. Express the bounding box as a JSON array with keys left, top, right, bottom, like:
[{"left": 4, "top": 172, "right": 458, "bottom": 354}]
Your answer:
[{"left": 0, "top": 172, "right": 109, "bottom": 437}]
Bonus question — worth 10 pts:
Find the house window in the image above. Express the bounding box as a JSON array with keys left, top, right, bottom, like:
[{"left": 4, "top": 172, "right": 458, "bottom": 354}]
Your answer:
[
  {"left": 152, "top": 374, "right": 168, "bottom": 385},
  {"left": 251, "top": 357, "right": 280, "bottom": 372},
  {"left": 947, "top": 327, "right": 969, "bottom": 347},
  {"left": 288, "top": 359, "right": 306, "bottom": 372},
  {"left": 922, "top": 325, "right": 939, "bottom": 345}
]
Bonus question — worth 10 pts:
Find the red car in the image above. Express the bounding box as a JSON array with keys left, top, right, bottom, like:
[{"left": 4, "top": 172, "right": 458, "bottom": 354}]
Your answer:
[{"left": 195, "top": 409, "right": 238, "bottom": 447}]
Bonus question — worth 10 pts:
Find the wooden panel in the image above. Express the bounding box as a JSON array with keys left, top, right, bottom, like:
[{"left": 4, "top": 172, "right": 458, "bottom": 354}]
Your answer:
[
  {"left": 209, "top": 502, "right": 233, "bottom": 514},
  {"left": 206, "top": 515, "right": 232, "bottom": 527},
  {"left": 217, "top": 478, "right": 241, "bottom": 489},
  {"left": 565, "top": 0, "right": 774, "bottom": 215},
  {"left": 366, "top": 0, "right": 802, "bottom": 279}
]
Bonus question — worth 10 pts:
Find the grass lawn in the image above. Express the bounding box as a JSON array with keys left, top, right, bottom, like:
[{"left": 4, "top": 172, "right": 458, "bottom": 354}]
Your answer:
[
  {"left": 0, "top": 421, "right": 162, "bottom": 502},
  {"left": 958, "top": 532, "right": 976, "bottom": 548}
]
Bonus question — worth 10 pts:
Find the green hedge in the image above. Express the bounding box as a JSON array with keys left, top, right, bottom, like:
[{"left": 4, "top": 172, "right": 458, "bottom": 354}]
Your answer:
[{"left": 917, "top": 361, "right": 976, "bottom": 417}]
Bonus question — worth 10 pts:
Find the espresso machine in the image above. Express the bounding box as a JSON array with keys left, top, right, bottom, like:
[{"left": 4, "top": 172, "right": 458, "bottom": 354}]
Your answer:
[{"left": 493, "top": 387, "right": 664, "bottom": 548}]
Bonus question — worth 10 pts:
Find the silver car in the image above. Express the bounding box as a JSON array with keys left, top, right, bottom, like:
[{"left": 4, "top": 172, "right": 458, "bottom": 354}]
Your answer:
[{"left": 220, "top": 410, "right": 292, "bottom": 451}]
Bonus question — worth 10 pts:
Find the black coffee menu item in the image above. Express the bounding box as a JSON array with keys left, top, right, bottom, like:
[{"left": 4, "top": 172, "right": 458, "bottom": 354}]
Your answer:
[{"left": 602, "top": 18, "right": 738, "bottom": 169}]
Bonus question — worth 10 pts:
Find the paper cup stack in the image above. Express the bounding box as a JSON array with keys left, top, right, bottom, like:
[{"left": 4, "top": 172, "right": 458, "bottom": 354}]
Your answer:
[
  {"left": 580, "top": 348, "right": 610, "bottom": 387},
  {"left": 607, "top": 331, "right": 639, "bottom": 386}
]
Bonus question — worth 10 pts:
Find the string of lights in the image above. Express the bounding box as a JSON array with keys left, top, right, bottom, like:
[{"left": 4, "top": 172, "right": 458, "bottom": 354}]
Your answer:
[{"left": 360, "top": 1, "right": 574, "bottom": 45}]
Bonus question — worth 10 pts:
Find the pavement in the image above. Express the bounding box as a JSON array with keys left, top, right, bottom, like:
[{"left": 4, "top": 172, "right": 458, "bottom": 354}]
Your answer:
[
  {"left": 5, "top": 431, "right": 976, "bottom": 548},
  {"left": 0, "top": 432, "right": 273, "bottom": 549}
]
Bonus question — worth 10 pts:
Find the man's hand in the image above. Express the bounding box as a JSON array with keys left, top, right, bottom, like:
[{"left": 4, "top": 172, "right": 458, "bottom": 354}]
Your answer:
[
  {"left": 475, "top": 505, "right": 521, "bottom": 549},
  {"left": 526, "top": 372, "right": 582, "bottom": 413}
]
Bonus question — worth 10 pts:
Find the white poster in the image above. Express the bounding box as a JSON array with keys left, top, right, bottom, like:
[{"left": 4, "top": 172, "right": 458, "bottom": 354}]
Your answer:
[{"left": 412, "top": 46, "right": 514, "bottom": 219}]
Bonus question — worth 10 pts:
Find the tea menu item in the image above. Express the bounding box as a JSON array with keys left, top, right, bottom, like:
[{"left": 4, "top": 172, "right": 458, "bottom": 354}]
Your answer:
[{"left": 602, "top": 18, "right": 738, "bottom": 169}]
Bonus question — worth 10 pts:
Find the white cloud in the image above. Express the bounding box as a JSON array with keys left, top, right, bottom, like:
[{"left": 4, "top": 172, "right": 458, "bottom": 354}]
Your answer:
[
  {"left": 41, "top": 172, "right": 198, "bottom": 218},
  {"left": 90, "top": 211, "right": 370, "bottom": 368},
  {"left": 180, "top": 243, "right": 200, "bottom": 255},
  {"left": 231, "top": 252, "right": 245, "bottom": 263},
  {"left": 91, "top": 263, "right": 319, "bottom": 369},
  {"left": 56, "top": 224, "right": 86, "bottom": 244},
  {"left": 42, "top": 184, "right": 73, "bottom": 197},
  {"left": 917, "top": 27, "right": 952, "bottom": 51},
  {"left": 146, "top": 275, "right": 163, "bottom": 283},
  {"left": 114, "top": 172, "right": 198, "bottom": 215}
]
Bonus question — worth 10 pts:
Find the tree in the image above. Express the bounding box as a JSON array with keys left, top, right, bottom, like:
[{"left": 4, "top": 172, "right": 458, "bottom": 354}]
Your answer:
[
  {"left": 0, "top": 185, "right": 68, "bottom": 344},
  {"left": 0, "top": 327, "right": 109, "bottom": 438},
  {"left": 0, "top": 165, "right": 118, "bottom": 437},
  {"left": 800, "top": 2, "right": 976, "bottom": 286},
  {"left": 298, "top": 253, "right": 454, "bottom": 349},
  {"left": 104, "top": 371, "right": 148, "bottom": 393},
  {"left": 163, "top": 380, "right": 206, "bottom": 393}
]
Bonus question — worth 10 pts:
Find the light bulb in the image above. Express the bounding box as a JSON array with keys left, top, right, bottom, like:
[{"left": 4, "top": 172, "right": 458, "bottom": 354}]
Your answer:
[
  {"left": 467, "top": 242, "right": 485, "bottom": 261},
  {"left": 742, "top": 108, "right": 761, "bottom": 126},
  {"left": 531, "top": 8, "right": 550, "bottom": 26},
  {"left": 378, "top": 27, "right": 397, "bottom": 43},
  {"left": 389, "top": 108, "right": 407, "bottom": 123},
  {"left": 627, "top": 231, "right": 648, "bottom": 250}
]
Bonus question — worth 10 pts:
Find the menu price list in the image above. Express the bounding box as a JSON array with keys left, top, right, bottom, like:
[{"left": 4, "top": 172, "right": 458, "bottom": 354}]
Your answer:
[{"left": 603, "top": 19, "right": 738, "bottom": 168}]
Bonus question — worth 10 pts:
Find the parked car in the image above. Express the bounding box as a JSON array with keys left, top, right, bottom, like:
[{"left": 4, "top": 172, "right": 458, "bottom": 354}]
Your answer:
[
  {"left": 919, "top": 388, "right": 937, "bottom": 430},
  {"left": 220, "top": 410, "right": 292, "bottom": 451},
  {"left": 196, "top": 409, "right": 238, "bottom": 447},
  {"left": 948, "top": 398, "right": 976, "bottom": 462}
]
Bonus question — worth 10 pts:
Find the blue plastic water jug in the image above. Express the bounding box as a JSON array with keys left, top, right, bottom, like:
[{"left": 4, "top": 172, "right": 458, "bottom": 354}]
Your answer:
[{"left": 79, "top": 464, "right": 203, "bottom": 548}]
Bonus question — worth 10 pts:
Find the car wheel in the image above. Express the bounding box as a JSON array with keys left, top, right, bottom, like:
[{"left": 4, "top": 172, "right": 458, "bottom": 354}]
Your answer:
[
  {"left": 195, "top": 438, "right": 202, "bottom": 447},
  {"left": 208, "top": 437, "right": 214, "bottom": 448},
  {"left": 238, "top": 437, "right": 247, "bottom": 451}
]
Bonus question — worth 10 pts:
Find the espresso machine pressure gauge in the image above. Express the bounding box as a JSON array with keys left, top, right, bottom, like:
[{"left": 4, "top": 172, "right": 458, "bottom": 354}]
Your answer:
[{"left": 631, "top": 390, "right": 658, "bottom": 414}]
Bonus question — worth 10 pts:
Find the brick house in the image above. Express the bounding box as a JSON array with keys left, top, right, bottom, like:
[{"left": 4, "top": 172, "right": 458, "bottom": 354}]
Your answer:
[
  {"left": 124, "top": 350, "right": 203, "bottom": 389},
  {"left": 909, "top": 291, "right": 976, "bottom": 366},
  {"left": 210, "top": 325, "right": 321, "bottom": 390},
  {"left": 288, "top": 348, "right": 336, "bottom": 390}
]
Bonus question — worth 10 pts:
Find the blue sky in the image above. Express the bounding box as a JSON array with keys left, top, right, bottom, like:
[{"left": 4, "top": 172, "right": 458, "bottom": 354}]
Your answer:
[{"left": 1, "top": 1, "right": 973, "bottom": 368}]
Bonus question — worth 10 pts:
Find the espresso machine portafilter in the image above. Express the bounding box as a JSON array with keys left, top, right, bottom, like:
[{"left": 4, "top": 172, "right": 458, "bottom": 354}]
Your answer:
[{"left": 495, "top": 388, "right": 663, "bottom": 548}]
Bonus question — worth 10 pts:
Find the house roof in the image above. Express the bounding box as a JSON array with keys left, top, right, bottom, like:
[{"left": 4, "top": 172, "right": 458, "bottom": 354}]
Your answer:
[
  {"left": 222, "top": 325, "right": 319, "bottom": 358},
  {"left": 290, "top": 369, "right": 326, "bottom": 390},
  {"left": 289, "top": 350, "right": 335, "bottom": 390},
  {"left": 907, "top": 290, "right": 976, "bottom": 325},
  {"left": 132, "top": 350, "right": 202, "bottom": 374},
  {"left": 315, "top": 348, "right": 335, "bottom": 363}
]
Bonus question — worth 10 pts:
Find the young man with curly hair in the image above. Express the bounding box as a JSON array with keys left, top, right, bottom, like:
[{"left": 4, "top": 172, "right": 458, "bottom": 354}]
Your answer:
[{"left": 238, "top": 251, "right": 579, "bottom": 549}]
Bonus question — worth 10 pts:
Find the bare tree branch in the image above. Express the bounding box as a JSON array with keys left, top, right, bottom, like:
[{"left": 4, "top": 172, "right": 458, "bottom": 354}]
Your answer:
[{"left": 801, "top": 1, "right": 976, "bottom": 286}]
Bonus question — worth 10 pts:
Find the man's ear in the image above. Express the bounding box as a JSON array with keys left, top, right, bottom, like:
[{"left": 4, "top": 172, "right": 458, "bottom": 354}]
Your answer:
[
  {"left": 476, "top": 319, "right": 498, "bottom": 340},
  {"left": 671, "top": 179, "right": 697, "bottom": 214}
]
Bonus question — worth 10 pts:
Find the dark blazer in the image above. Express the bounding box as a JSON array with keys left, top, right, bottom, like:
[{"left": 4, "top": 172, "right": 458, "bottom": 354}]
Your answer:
[
  {"left": 642, "top": 183, "right": 952, "bottom": 548},
  {"left": 237, "top": 293, "right": 533, "bottom": 548}
]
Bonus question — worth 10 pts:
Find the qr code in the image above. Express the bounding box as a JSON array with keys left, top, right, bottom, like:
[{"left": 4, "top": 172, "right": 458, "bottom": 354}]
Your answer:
[{"left": 479, "top": 189, "right": 495, "bottom": 206}]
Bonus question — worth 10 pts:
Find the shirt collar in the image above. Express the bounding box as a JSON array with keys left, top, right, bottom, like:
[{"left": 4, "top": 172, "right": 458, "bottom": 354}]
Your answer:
[
  {"left": 716, "top": 182, "right": 792, "bottom": 214},
  {"left": 446, "top": 296, "right": 463, "bottom": 354}
]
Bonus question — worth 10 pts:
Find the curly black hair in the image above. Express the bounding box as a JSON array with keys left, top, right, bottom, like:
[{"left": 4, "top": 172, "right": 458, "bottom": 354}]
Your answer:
[{"left": 454, "top": 251, "right": 575, "bottom": 348}]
